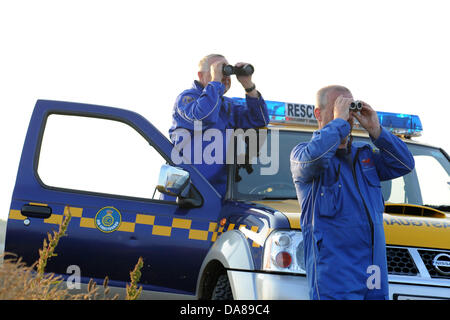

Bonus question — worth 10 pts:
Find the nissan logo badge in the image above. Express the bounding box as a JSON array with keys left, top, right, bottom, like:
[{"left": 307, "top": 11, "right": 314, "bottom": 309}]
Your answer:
[{"left": 432, "top": 253, "right": 450, "bottom": 276}]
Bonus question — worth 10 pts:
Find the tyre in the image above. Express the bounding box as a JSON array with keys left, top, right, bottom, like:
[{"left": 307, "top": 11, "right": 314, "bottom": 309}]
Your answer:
[{"left": 211, "top": 274, "right": 233, "bottom": 300}]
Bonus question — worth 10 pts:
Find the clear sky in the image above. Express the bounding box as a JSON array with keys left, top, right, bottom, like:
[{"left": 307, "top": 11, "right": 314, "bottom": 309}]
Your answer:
[{"left": 1, "top": 0, "right": 449, "bottom": 221}]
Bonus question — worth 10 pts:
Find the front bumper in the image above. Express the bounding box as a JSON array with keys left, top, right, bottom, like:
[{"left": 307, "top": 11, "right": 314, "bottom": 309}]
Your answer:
[
  {"left": 388, "top": 275, "right": 450, "bottom": 300},
  {"left": 227, "top": 270, "right": 450, "bottom": 300},
  {"left": 227, "top": 270, "right": 310, "bottom": 300}
]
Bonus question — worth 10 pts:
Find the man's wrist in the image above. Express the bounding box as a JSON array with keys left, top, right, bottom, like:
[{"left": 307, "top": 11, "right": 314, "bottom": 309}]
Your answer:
[
  {"left": 246, "top": 89, "right": 259, "bottom": 98},
  {"left": 243, "top": 82, "right": 258, "bottom": 97},
  {"left": 244, "top": 83, "right": 256, "bottom": 92},
  {"left": 368, "top": 125, "right": 382, "bottom": 140}
]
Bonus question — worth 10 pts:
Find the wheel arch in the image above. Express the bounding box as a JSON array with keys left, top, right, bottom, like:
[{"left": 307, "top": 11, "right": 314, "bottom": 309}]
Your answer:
[{"left": 196, "top": 230, "right": 254, "bottom": 299}]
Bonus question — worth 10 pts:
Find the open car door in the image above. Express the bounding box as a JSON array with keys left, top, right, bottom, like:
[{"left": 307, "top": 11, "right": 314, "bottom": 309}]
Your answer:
[{"left": 5, "top": 100, "right": 221, "bottom": 297}]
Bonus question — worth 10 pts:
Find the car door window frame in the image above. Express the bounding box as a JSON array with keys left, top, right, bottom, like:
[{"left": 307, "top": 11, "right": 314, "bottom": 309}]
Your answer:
[{"left": 33, "top": 111, "right": 179, "bottom": 204}]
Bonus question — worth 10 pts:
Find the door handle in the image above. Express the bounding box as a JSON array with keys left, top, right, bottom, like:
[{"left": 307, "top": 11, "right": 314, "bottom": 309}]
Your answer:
[{"left": 21, "top": 204, "right": 52, "bottom": 219}]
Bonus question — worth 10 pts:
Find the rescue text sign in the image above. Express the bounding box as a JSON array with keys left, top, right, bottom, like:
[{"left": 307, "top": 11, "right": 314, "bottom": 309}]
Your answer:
[{"left": 286, "top": 103, "right": 316, "bottom": 121}]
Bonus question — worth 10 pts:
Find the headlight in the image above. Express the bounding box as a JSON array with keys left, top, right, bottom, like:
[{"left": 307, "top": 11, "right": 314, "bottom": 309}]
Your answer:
[{"left": 263, "top": 230, "right": 306, "bottom": 274}]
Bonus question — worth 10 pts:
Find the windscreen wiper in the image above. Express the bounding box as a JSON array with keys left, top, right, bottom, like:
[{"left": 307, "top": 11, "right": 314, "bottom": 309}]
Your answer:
[{"left": 258, "top": 196, "right": 298, "bottom": 200}]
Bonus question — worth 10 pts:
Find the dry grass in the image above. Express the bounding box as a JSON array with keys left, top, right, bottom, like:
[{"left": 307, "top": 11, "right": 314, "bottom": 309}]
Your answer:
[
  {"left": 0, "top": 254, "right": 68, "bottom": 300},
  {"left": 0, "top": 205, "right": 143, "bottom": 300},
  {"left": 126, "top": 256, "right": 144, "bottom": 300},
  {"left": 35, "top": 205, "right": 72, "bottom": 281},
  {"left": 0, "top": 253, "right": 118, "bottom": 300}
]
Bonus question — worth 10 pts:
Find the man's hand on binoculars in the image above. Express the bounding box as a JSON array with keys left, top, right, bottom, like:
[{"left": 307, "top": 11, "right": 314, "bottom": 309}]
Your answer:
[
  {"left": 235, "top": 62, "right": 252, "bottom": 84},
  {"left": 353, "top": 102, "right": 381, "bottom": 139},
  {"left": 234, "top": 62, "right": 257, "bottom": 97},
  {"left": 334, "top": 95, "right": 352, "bottom": 121},
  {"left": 211, "top": 59, "right": 226, "bottom": 82}
]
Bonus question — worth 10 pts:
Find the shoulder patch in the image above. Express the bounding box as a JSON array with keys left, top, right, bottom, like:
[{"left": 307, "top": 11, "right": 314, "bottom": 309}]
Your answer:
[{"left": 181, "top": 95, "right": 194, "bottom": 105}]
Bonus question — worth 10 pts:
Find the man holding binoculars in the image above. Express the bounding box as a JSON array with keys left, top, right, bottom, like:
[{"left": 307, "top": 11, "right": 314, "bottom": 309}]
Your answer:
[
  {"left": 169, "top": 54, "right": 269, "bottom": 197},
  {"left": 290, "top": 85, "right": 415, "bottom": 300}
]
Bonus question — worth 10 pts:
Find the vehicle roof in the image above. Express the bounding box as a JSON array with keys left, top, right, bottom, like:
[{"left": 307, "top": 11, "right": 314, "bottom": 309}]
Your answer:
[{"left": 266, "top": 122, "right": 441, "bottom": 149}]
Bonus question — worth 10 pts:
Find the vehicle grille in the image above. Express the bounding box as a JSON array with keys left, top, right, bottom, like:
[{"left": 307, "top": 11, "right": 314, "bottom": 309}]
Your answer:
[
  {"left": 386, "top": 247, "right": 418, "bottom": 276},
  {"left": 418, "top": 250, "right": 450, "bottom": 279}
]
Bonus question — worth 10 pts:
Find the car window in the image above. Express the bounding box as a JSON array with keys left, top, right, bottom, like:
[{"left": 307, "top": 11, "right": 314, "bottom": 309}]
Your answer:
[
  {"left": 233, "top": 130, "right": 450, "bottom": 209},
  {"left": 414, "top": 155, "right": 449, "bottom": 205},
  {"left": 233, "top": 130, "right": 311, "bottom": 200},
  {"left": 37, "top": 114, "right": 166, "bottom": 200}
]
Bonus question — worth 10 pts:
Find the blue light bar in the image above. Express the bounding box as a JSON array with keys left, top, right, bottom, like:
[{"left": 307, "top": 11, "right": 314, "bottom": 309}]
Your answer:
[
  {"left": 376, "top": 111, "right": 422, "bottom": 137},
  {"left": 232, "top": 98, "right": 315, "bottom": 123},
  {"left": 233, "top": 98, "right": 285, "bottom": 119},
  {"left": 232, "top": 97, "right": 423, "bottom": 137},
  {"left": 265, "top": 100, "right": 287, "bottom": 121}
]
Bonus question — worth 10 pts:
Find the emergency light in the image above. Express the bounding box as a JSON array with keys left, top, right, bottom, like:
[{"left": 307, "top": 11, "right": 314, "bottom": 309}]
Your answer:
[
  {"left": 376, "top": 111, "right": 423, "bottom": 137},
  {"left": 232, "top": 98, "right": 423, "bottom": 137}
]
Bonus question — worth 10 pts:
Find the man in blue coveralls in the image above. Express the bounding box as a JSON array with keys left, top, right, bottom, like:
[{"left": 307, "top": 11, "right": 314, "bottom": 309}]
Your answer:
[
  {"left": 169, "top": 54, "right": 269, "bottom": 197},
  {"left": 290, "top": 85, "right": 415, "bottom": 300}
]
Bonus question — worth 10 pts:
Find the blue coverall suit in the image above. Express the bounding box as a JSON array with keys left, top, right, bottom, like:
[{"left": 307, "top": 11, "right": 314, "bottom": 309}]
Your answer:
[
  {"left": 169, "top": 80, "right": 269, "bottom": 197},
  {"left": 290, "top": 118, "right": 415, "bottom": 300}
]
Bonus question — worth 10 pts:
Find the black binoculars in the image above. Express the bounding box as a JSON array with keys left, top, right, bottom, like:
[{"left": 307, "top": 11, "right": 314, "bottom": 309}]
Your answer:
[
  {"left": 222, "top": 64, "right": 254, "bottom": 76},
  {"left": 349, "top": 101, "right": 363, "bottom": 111}
]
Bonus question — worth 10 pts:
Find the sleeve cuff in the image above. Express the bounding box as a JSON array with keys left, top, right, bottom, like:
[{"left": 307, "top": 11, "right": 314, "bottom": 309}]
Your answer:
[
  {"left": 245, "top": 90, "right": 262, "bottom": 100},
  {"left": 329, "top": 118, "right": 351, "bottom": 139},
  {"left": 208, "top": 81, "right": 225, "bottom": 96},
  {"left": 371, "top": 126, "right": 390, "bottom": 148}
]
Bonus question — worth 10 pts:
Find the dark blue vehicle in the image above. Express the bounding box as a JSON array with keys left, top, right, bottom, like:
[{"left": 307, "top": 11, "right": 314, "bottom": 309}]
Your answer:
[
  {"left": 6, "top": 99, "right": 450, "bottom": 299},
  {"left": 5, "top": 99, "right": 299, "bottom": 299}
]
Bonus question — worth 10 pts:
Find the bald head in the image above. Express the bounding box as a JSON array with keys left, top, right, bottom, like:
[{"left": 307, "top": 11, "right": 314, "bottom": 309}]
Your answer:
[
  {"left": 197, "top": 53, "right": 231, "bottom": 93},
  {"left": 316, "top": 85, "right": 352, "bottom": 110},
  {"left": 314, "top": 85, "right": 354, "bottom": 129},
  {"left": 198, "top": 54, "right": 225, "bottom": 72}
]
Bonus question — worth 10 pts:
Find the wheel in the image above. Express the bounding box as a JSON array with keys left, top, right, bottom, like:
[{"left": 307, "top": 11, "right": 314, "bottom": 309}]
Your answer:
[{"left": 211, "top": 274, "right": 233, "bottom": 300}]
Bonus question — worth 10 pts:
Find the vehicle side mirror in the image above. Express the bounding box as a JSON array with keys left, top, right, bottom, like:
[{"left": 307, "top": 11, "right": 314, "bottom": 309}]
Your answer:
[{"left": 156, "top": 164, "right": 190, "bottom": 198}]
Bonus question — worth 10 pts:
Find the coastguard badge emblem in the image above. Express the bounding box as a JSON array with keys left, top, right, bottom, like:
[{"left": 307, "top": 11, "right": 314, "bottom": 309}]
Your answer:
[
  {"left": 95, "top": 207, "right": 122, "bottom": 233},
  {"left": 182, "top": 95, "right": 194, "bottom": 105}
]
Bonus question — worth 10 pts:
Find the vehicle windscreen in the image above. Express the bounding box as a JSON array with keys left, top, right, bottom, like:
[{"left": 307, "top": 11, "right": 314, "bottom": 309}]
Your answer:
[{"left": 232, "top": 129, "right": 450, "bottom": 211}]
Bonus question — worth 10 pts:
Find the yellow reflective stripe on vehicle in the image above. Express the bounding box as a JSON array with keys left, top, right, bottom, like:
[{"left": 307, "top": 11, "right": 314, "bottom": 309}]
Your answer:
[
  {"left": 44, "top": 214, "right": 63, "bottom": 225},
  {"left": 189, "top": 229, "right": 209, "bottom": 241},
  {"left": 64, "top": 206, "right": 83, "bottom": 217},
  {"left": 9, "top": 210, "right": 25, "bottom": 220},
  {"left": 29, "top": 202, "right": 48, "bottom": 207},
  {"left": 80, "top": 217, "right": 96, "bottom": 229},
  {"left": 152, "top": 225, "right": 172, "bottom": 237},
  {"left": 8, "top": 205, "right": 268, "bottom": 246},
  {"left": 135, "top": 214, "right": 155, "bottom": 225},
  {"left": 208, "top": 222, "right": 217, "bottom": 232},
  {"left": 118, "top": 221, "right": 135, "bottom": 233},
  {"left": 172, "top": 218, "right": 192, "bottom": 229}
]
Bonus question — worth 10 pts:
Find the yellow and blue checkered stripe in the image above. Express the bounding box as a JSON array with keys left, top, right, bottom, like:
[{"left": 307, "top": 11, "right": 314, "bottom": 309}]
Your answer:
[{"left": 8, "top": 203, "right": 267, "bottom": 246}]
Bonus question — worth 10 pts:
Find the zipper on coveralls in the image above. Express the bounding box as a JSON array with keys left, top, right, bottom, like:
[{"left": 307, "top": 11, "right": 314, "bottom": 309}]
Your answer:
[{"left": 351, "top": 149, "right": 375, "bottom": 261}]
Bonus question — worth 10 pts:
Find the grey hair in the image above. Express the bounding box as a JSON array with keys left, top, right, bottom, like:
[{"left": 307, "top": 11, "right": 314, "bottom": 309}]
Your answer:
[
  {"left": 316, "top": 85, "right": 351, "bottom": 109},
  {"left": 198, "top": 54, "right": 225, "bottom": 72}
]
